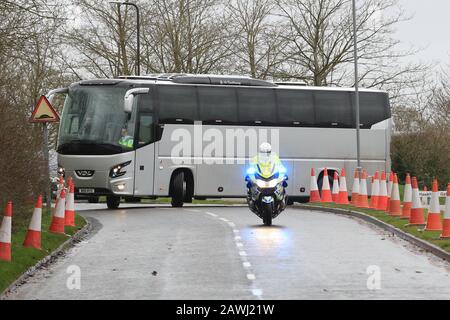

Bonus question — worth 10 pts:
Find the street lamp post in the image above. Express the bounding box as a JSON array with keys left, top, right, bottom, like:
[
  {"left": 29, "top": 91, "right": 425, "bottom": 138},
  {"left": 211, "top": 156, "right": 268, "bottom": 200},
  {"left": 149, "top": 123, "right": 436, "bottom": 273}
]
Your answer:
[
  {"left": 110, "top": 1, "right": 141, "bottom": 76},
  {"left": 352, "top": 0, "right": 362, "bottom": 174}
]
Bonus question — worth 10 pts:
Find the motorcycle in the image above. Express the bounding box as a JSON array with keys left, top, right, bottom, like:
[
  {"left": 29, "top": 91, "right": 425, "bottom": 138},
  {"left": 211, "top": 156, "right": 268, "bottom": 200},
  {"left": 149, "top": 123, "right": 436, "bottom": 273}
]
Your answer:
[{"left": 245, "top": 163, "right": 288, "bottom": 226}]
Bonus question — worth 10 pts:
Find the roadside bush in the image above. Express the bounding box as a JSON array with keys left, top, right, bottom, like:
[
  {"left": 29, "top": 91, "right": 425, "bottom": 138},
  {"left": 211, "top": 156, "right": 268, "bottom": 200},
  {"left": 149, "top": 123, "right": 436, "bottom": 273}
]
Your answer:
[
  {"left": 391, "top": 128, "right": 450, "bottom": 190},
  {"left": 0, "top": 98, "right": 47, "bottom": 231}
]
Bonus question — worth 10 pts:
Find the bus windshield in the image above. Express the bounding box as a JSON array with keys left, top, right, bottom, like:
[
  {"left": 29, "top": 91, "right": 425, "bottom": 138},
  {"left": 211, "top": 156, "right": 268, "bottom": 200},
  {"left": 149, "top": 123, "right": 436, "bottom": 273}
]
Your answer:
[{"left": 58, "top": 85, "right": 136, "bottom": 155}]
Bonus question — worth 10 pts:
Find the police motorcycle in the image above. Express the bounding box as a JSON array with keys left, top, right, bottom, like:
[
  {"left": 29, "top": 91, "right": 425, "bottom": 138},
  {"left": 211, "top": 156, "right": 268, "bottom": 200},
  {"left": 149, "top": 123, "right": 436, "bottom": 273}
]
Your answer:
[{"left": 245, "top": 143, "right": 288, "bottom": 226}]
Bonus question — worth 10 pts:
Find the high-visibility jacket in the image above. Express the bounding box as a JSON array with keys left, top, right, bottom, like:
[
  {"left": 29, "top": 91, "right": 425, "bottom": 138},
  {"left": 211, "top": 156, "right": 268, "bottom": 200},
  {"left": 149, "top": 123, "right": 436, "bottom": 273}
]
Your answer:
[
  {"left": 118, "top": 136, "right": 134, "bottom": 148},
  {"left": 249, "top": 153, "right": 283, "bottom": 179}
]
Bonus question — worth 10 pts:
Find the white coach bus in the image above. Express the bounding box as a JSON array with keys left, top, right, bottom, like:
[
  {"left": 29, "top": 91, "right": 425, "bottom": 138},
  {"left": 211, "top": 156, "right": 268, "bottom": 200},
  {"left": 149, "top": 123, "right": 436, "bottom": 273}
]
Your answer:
[{"left": 53, "top": 74, "right": 391, "bottom": 209}]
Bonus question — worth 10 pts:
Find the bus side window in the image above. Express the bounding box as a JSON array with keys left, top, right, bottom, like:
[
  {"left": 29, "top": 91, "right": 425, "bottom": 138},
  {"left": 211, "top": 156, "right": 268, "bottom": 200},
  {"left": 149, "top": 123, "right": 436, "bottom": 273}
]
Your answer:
[
  {"left": 277, "top": 90, "right": 314, "bottom": 126},
  {"left": 158, "top": 85, "right": 198, "bottom": 124},
  {"left": 237, "top": 88, "right": 277, "bottom": 125},
  {"left": 138, "top": 114, "right": 154, "bottom": 146},
  {"left": 314, "top": 91, "right": 353, "bottom": 128}
]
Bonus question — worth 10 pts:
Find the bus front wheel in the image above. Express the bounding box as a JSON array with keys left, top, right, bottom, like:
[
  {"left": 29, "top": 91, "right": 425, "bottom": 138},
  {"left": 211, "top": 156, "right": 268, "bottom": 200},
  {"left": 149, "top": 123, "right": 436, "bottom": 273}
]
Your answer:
[
  {"left": 106, "top": 196, "right": 121, "bottom": 209},
  {"left": 171, "top": 171, "right": 185, "bottom": 208}
]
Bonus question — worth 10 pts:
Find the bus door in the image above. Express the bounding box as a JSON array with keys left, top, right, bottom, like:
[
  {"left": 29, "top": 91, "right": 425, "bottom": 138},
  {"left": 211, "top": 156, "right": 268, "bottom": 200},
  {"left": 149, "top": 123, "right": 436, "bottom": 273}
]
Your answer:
[{"left": 134, "top": 112, "right": 156, "bottom": 196}]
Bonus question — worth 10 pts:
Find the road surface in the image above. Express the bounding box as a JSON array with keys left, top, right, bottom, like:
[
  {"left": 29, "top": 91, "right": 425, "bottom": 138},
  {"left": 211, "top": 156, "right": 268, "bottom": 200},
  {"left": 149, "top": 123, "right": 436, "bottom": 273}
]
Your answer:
[{"left": 4, "top": 205, "right": 450, "bottom": 300}]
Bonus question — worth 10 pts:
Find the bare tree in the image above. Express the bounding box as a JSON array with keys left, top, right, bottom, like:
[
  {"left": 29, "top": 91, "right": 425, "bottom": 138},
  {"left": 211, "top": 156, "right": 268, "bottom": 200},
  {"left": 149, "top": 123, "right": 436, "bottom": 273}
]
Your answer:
[
  {"left": 141, "top": 0, "right": 234, "bottom": 74},
  {"left": 63, "top": 0, "right": 138, "bottom": 78},
  {"left": 275, "top": 0, "right": 426, "bottom": 97},
  {"left": 226, "top": 0, "right": 287, "bottom": 79}
]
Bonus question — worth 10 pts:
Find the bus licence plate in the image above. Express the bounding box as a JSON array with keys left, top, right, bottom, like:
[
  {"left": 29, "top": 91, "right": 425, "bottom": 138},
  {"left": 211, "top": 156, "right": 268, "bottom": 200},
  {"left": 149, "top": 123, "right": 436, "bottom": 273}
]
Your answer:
[{"left": 79, "top": 188, "right": 95, "bottom": 194}]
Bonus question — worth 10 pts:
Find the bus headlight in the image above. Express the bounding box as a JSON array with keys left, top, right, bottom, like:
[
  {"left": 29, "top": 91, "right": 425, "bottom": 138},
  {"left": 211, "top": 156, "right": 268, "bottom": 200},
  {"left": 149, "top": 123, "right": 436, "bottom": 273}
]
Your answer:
[
  {"left": 57, "top": 166, "right": 65, "bottom": 177},
  {"left": 110, "top": 161, "right": 132, "bottom": 179}
]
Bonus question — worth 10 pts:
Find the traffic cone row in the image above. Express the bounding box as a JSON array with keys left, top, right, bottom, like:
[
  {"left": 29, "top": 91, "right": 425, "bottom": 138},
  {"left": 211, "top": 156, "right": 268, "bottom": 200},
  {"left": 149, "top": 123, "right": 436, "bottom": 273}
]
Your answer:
[
  {"left": 308, "top": 167, "right": 449, "bottom": 238},
  {"left": 1, "top": 178, "right": 77, "bottom": 262},
  {"left": 308, "top": 167, "right": 351, "bottom": 205}
]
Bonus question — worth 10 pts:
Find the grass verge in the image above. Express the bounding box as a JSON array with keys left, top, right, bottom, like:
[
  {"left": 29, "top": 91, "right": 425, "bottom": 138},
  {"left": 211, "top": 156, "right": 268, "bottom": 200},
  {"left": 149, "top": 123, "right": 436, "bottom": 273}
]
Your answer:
[
  {"left": 307, "top": 202, "right": 450, "bottom": 253},
  {"left": 0, "top": 209, "right": 86, "bottom": 294}
]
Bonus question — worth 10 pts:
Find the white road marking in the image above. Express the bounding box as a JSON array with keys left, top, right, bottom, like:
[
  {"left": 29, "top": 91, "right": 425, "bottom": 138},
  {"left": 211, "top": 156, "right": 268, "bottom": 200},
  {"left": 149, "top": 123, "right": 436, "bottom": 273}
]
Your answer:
[
  {"left": 198, "top": 209, "right": 262, "bottom": 298},
  {"left": 205, "top": 212, "right": 218, "bottom": 217}
]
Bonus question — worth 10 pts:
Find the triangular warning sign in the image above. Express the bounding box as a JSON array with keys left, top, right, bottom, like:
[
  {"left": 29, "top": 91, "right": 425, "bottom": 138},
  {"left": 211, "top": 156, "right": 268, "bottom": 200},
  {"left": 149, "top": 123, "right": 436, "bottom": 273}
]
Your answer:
[{"left": 29, "top": 95, "right": 60, "bottom": 123}]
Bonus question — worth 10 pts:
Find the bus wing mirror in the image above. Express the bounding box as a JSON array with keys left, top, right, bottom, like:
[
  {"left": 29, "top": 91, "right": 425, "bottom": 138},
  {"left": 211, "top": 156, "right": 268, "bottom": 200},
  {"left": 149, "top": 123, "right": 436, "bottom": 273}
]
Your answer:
[
  {"left": 46, "top": 88, "right": 68, "bottom": 104},
  {"left": 124, "top": 88, "right": 149, "bottom": 113}
]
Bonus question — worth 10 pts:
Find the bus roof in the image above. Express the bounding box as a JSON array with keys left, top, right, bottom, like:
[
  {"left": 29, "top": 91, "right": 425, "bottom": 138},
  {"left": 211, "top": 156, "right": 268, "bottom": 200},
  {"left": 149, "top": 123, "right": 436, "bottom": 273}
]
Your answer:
[{"left": 78, "top": 74, "right": 388, "bottom": 94}]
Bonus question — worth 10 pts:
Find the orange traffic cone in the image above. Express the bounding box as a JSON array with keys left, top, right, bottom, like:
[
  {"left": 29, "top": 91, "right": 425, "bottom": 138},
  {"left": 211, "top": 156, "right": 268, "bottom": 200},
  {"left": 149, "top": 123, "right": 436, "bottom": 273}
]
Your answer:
[
  {"left": 23, "top": 196, "right": 42, "bottom": 250},
  {"left": 401, "top": 174, "right": 412, "bottom": 219},
  {"left": 65, "top": 182, "right": 76, "bottom": 227},
  {"left": 0, "top": 202, "right": 13, "bottom": 262},
  {"left": 321, "top": 169, "right": 333, "bottom": 203},
  {"left": 389, "top": 174, "right": 402, "bottom": 216},
  {"left": 309, "top": 168, "right": 321, "bottom": 203},
  {"left": 337, "top": 168, "right": 350, "bottom": 205},
  {"left": 440, "top": 184, "right": 450, "bottom": 239},
  {"left": 409, "top": 177, "right": 426, "bottom": 226},
  {"left": 332, "top": 172, "right": 340, "bottom": 202},
  {"left": 351, "top": 169, "right": 360, "bottom": 206},
  {"left": 425, "top": 179, "right": 443, "bottom": 232},
  {"left": 357, "top": 170, "right": 370, "bottom": 208},
  {"left": 386, "top": 172, "right": 394, "bottom": 213},
  {"left": 370, "top": 171, "right": 380, "bottom": 209},
  {"left": 377, "top": 171, "right": 388, "bottom": 211},
  {"left": 50, "top": 189, "right": 66, "bottom": 234}
]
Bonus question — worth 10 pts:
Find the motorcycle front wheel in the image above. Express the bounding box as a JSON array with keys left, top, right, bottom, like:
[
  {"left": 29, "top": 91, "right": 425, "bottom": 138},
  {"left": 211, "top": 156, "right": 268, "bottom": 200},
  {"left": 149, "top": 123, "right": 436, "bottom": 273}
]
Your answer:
[{"left": 262, "top": 202, "right": 273, "bottom": 226}]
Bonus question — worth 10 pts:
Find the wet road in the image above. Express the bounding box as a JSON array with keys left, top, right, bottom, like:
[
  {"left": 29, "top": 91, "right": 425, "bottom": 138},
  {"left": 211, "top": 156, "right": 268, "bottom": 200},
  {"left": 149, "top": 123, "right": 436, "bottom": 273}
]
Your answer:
[{"left": 5, "top": 205, "right": 450, "bottom": 300}]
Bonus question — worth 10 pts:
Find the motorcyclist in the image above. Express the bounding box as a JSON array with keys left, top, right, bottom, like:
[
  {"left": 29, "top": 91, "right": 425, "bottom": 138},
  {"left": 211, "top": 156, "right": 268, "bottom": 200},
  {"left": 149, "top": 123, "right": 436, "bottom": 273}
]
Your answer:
[
  {"left": 250, "top": 143, "right": 284, "bottom": 178},
  {"left": 246, "top": 143, "right": 287, "bottom": 189}
]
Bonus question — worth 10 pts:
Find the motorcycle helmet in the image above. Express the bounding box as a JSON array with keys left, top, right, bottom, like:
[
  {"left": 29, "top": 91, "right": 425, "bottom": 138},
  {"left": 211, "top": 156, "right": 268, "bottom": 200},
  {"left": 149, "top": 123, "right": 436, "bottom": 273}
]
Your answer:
[{"left": 259, "top": 142, "right": 272, "bottom": 163}]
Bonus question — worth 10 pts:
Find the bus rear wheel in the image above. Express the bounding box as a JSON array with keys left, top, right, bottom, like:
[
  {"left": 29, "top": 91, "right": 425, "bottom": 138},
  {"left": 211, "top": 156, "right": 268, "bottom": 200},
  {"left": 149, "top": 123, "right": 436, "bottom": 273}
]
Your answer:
[
  {"left": 106, "top": 196, "right": 121, "bottom": 209},
  {"left": 171, "top": 171, "right": 186, "bottom": 208}
]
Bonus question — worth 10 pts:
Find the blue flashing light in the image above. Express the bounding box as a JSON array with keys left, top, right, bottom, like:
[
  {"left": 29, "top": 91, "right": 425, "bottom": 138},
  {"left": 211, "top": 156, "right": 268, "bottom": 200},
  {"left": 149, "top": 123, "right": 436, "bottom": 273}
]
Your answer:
[
  {"left": 279, "top": 165, "right": 287, "bottom": 175},
  {"left": 246, "top": 167, "right": 256, "bottom": 175}
]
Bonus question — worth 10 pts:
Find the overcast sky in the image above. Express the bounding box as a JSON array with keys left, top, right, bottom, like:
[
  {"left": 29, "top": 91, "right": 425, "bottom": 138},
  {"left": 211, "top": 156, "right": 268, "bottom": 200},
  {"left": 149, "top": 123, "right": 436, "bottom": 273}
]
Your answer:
[{"left": 394, "top": 0, "right": 450, "bottom": 66}]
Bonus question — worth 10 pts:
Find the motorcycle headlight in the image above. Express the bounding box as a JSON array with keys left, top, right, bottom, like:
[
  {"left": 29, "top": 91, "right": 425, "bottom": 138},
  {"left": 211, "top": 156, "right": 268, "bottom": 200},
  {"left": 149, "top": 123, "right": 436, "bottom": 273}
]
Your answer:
[
  {"left": 110, "top": 161, "right": 132, "bottom": 179},
  {"left": 256, "top": 179, "right": 278, "bottom": 189}
]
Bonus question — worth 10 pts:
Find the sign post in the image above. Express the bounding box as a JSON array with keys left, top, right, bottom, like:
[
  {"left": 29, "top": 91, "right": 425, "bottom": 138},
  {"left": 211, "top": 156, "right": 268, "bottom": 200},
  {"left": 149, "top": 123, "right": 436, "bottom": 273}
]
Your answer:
[{"left": 29, "top": 95, "right": 60, "bottom": 211}]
